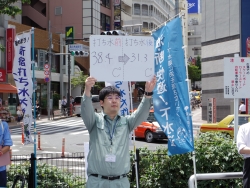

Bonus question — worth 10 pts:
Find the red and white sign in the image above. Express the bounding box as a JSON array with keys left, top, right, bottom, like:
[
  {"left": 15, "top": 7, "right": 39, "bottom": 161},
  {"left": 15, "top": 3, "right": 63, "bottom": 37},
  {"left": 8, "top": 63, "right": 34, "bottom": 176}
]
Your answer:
[
  {"left": 44, "top": 70, "right": 50, "bottom": 75},
  {"left": 6, "top": 28, "right": 15, "bottom": 73},
  {"left": 207, "top": 98, "right": 216, "bottom": 123},
  {"left": 44, "top": 64, "right": 50, "bottom": 70},
  {"left": 114, "top": 0, "right": 120, "bottom": 6},
  {"left": 224, "top": 57, "right": 250, "bottom": 98},
  {"left": 247, "top": 37, "right": 250, "bottom": 57},
  {"left": 0, "top": 68, "right": 6, "bottom": 82}
]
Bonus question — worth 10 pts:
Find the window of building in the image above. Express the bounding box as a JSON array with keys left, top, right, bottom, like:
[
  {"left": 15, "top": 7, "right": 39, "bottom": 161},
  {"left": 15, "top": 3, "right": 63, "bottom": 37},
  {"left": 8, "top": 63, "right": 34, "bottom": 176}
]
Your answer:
[
  {"left": 101, "top": 13, "right": 111, "bottom": 31},
  {"left": 101, "top": 0, "right": 110, "bottom": 8},
  {"left": 142, "top": 5, "right": 148, "bottom": 16},
  {"left": 134, "top": 4, "right": 140, "bottom": 15}
]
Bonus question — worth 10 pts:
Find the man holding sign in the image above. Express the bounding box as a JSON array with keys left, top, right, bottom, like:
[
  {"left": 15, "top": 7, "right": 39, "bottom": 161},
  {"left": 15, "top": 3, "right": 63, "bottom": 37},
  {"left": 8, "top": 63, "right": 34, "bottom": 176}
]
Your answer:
[{"left": 81, "top": 76, "right": 156, "bottom": 188}]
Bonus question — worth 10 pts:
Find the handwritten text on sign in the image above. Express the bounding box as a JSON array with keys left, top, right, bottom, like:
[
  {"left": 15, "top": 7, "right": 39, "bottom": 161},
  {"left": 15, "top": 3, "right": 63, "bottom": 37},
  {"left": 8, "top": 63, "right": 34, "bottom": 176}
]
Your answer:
[
  {"left": 90, "top": 35, "right": 154, "bottom": 81},
  {"left": 224, "top": 57, "right": 250, "bottom": 98}
]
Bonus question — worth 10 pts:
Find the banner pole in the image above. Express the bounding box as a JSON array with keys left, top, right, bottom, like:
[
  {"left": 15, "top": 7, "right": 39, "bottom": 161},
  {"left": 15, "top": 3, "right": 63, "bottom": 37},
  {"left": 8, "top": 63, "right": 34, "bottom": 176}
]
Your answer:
[
  {"left": 31, "top": 27, "right": 37, "bottom": 187},
  {"left": 129, "top": 82, "right": 139, "bottom": 188},
  {"left": 180, "top": 12, "right": 197, "bottom": 188}
]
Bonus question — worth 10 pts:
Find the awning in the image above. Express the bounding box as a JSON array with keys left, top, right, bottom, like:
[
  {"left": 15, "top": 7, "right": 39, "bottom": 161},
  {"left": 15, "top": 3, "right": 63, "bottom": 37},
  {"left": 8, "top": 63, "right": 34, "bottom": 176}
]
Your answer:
[{"left": 0, "top": 83, "right": 17, "bottom": 93}]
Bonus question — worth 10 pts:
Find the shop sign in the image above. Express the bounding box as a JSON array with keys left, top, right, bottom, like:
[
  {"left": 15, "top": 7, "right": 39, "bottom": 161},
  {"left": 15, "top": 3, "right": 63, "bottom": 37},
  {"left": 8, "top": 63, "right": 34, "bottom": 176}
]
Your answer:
[
  {"left": 6, "top": 28, "right": 15, "bottom": 73},
  {"left": 0, "top": 68, "right": 6, "bottom": 82}
]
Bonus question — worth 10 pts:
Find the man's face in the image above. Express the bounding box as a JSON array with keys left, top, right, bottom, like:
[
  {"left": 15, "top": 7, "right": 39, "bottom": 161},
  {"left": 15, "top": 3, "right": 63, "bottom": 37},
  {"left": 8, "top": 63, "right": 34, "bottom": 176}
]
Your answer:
[{"left": 100, "top": 93, "right": 121, "bottom": 114}]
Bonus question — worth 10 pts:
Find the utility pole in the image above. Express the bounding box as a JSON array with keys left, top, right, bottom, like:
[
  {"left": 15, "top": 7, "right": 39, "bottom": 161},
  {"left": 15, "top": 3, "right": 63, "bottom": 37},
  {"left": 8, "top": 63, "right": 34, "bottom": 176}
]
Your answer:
[
  {"left": 47, "top": 21, "right": 52, "bottom": 120},
  {"left": 67, "top": 46, "right": 71, "bottom": 113}
]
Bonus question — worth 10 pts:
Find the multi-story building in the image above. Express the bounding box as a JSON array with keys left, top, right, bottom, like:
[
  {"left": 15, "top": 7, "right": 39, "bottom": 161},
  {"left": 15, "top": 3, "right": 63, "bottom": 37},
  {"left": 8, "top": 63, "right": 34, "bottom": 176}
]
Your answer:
[
  {"left": 0, "top": 1, "right": 22, "bottom": 112},
  {"left": 201, "top": 0, "right": 250, "bottom": 121},
  {"left": 187, "top": 8, "right": 201, "bottom": 64},
  {"left": 0, "top": 0, "right": 118, "bottom": 112},
  {"left": 124, "top": 0, "right": 175, "bottom": 34}
]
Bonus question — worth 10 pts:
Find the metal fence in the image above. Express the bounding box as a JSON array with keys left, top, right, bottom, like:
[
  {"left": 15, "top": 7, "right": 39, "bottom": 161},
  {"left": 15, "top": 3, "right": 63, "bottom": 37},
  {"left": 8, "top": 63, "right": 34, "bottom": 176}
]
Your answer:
[{"left": 7, "top": 152, "right": 86, "bottom": 188}]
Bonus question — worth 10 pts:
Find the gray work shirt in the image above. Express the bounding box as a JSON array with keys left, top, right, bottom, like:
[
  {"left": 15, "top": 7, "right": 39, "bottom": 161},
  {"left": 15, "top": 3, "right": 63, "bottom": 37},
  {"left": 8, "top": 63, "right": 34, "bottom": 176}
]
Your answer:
[{"left": 81, "top": 95, "right": 151, "bottom": 176}]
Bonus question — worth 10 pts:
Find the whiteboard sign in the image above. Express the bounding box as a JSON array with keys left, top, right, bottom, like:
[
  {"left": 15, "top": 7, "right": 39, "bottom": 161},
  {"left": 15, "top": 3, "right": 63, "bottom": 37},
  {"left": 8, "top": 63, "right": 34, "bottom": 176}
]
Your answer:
[
  {"left": 224, "top": 57, "right": 250, "bottom": 98},
  {"left": 90, "top": 35, "right": 155, "bottom": 81}
]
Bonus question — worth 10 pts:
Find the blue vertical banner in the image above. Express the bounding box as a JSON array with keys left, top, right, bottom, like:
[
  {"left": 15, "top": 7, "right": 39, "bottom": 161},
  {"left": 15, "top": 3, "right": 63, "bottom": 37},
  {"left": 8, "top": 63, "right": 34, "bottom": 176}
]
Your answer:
[{"left": 152, "top": 17, "right": 194, "bottom": 156}]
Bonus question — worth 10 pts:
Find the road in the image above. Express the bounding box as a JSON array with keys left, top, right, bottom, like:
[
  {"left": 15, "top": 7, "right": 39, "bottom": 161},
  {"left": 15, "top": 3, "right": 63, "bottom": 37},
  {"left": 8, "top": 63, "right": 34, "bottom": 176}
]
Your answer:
[{"left": 10, "top": 107, "right": 202, "bottom": 155}]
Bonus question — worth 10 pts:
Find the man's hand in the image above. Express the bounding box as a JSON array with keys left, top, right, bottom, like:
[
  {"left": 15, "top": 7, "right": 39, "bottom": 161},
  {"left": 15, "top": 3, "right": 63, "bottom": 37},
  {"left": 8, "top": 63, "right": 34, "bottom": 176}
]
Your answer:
[
  {"left": 145, "top": 75, "right": 156, "bottom": 93},
  {"left": 84, "top": 77, "right": 97, "bottom": 97}
]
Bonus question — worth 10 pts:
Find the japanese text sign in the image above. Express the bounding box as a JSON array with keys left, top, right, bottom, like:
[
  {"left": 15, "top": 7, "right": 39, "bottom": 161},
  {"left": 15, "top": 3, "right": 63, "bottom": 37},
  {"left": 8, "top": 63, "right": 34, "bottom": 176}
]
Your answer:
[
  {"left": 90, "top": 35, "right": 155, "bottom": 81},
  {"left": 12, "top": 31, "right": 34, "bottom": 144},
  {"left": 224, "top": 57, "right": 250, "bottom": 98},
  {"left": 152, "top": 17, "right": 194, "bottom": 156}
]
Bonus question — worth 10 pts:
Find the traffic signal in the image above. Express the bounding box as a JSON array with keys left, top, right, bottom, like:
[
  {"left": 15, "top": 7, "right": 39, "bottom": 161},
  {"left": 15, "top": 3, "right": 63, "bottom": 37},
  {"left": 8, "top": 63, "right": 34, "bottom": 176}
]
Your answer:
[
  {"left": 70, "top": 51, "right": 89, "bottom": 57},
  {"left": 100, "top": 30, "right": 127, "bottom": 36}
]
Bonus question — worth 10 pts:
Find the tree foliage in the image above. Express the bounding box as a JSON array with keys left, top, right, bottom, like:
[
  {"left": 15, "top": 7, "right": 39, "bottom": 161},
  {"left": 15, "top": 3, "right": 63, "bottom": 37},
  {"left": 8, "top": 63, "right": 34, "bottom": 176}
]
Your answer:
[
  {"left": 196, "top": 56, "right": 201, "bottom": 70},
  {"left": 71, "top": 71, "right": 88, "bottom": 89},
  {"left": 129, "top": 132, "right": 243, "bottom": 188},
  {"left": 71, "top": 71, "right": 104, "bottom": 92},
  {"left": 0, "top": 0, "right": 30, "bottom": 16},
  {"left": 188, "top": 64, "right": 201, "bottom": 83},
  {"left": 0, "top": 0, "right": 31, "bottom": 51}
]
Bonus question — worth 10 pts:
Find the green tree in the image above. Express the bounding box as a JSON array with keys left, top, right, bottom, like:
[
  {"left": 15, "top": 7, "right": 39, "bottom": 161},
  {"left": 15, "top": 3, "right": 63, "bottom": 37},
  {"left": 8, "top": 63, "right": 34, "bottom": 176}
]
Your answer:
[
  {"left": 0, "top": 0, "right": 30, "bottom": 51},
  {"left": 71, "top": 71, "right": 104, "bottom": 92},
  {"left": 188, "top": 64, "right": 201, "bottom": 83},
  {"left": 196, "top": 56, "right": 201, "bottom": 70}
]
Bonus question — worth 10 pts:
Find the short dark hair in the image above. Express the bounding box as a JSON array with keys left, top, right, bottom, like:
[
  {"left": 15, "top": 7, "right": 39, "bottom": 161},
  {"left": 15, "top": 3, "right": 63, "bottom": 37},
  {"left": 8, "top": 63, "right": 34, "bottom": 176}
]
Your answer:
[{"left": 99, "top": 86, "right": 120, "bottom": 101}]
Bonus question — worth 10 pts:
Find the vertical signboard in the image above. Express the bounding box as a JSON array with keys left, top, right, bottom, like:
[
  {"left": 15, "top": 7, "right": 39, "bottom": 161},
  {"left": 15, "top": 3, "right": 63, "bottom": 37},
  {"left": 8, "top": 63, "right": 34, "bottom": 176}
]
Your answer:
[
  {"left": 207, "top": 98, "right": 212, "bottom": 123},
  {"left": 212, "top": 98, "right": 216, "bottom": 123},
  {"left": 6, "top": 28, "right": 15, "bottom": 73},
  {"left": 224, "top": 57, "right": 250, "bottom": 98},
  {"left": 65, "top": 26, "right": 74, "bottom": 45},
  {"left": 247, "top": 37, "right": 250, "bottom": 57},
  {"left": 207, "top": 98, "right": 216, "bottom": 123},
  {"left": 12, "top": 31, "right": 34, "bottom": 144},
  {"left": 114, "top": 0, "right": 121, "bottom": 30},
  {"left": 0, "top": 68, "right": 6, "bottom": 82}
]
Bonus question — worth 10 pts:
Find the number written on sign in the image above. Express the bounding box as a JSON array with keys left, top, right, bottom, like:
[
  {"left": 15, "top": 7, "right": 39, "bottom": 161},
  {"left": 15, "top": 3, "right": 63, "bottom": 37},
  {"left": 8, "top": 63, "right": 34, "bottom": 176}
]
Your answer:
[{"left": 91, "top": 52, "right": 148, "bottom": 65}]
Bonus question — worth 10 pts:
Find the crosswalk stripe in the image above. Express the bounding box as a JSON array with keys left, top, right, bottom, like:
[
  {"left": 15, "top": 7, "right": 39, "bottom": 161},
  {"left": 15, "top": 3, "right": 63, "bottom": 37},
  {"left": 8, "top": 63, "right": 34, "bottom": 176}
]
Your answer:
[
  {"left": 10, "top": 120, "right": 87, "bottom": 135},
  {"left": 11, "top": 126, "right": 86, "bottom": 134},
  {"left": 70, "top": 130, "right": 89, "bottom": 135},
  {"left": 34, "top": 120, "right": 84, "bottom": 126}
]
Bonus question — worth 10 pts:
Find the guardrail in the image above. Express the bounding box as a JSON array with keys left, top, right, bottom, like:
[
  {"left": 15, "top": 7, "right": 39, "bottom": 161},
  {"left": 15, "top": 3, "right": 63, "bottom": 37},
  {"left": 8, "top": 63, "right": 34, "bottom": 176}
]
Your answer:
[{"left": 188, "top": 172, "right": 243, "bottom": 188}]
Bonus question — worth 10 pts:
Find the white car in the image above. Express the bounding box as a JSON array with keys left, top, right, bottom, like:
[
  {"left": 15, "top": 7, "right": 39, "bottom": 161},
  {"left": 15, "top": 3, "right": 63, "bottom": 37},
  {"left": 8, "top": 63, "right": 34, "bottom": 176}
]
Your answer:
[{"left": 73, "top": 95, "right": 102, "bottom": 117}]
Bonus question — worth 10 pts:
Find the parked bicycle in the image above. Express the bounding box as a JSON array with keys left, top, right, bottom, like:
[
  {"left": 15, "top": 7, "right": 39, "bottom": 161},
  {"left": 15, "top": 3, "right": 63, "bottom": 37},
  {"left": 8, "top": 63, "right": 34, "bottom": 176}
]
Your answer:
[{"left": 61, "top": 105, "right": 68, "bottom": 116}]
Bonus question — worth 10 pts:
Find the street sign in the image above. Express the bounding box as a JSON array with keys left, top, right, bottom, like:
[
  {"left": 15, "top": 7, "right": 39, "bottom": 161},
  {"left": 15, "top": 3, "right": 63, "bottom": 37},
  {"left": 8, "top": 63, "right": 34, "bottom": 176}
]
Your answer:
[
  {"left": 89, "top": 35, "right": 154, "bottom": 81},
  {"left": 44, "top": 64, "right": 50, "bottom": 70},
  {"left": 69, "top": 44, "right": 84, "bottom": 51},
  {"left": 224, "top": 57, "right": 250, "bottom": 98},
  {"left": 44, "top": 70, "right": 50, "bottom": 75},
  {"left": 44, "top": 76, "right": 50, "bottom": 82},
  {"left": 65, "top": 26, "right": 74, "bottom": 45}
]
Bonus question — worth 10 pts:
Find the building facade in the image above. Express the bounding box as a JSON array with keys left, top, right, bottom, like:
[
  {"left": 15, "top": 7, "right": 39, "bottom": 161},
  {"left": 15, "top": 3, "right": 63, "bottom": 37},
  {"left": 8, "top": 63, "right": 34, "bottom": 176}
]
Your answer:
[
  {"left": 201, "top": 0, "right": 250, "bottom": 121},
  {"left": 123, "top": 0, "right": 175, "bottom": 34}
]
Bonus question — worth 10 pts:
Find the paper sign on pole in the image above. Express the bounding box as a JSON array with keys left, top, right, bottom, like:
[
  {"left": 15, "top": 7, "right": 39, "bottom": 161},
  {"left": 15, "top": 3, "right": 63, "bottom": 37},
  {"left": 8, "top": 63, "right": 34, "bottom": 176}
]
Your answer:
[
  {"left": 224, "top": 57, "right": 250, "bottom": 98},
  {"left": 90, "top": 35, "right": 155, "bottom": 81}
]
